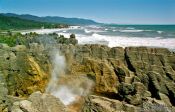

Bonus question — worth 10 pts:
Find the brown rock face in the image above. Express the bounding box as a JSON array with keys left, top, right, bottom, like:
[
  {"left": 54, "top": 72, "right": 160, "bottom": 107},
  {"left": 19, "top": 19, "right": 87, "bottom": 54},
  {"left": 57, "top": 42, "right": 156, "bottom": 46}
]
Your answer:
[
  {"left": 56, "top": 45, "right": 175, "bottom": 109},
  {"left": 82, "top": 95, "right": 138, "bottom": 112},
  {"left": 83, "top": 58, "right": 119, "bottom": 94},
  {"left": 1, "top": 39, "right": 175, "bottom": 112},
  {"left": 0, "top": 45, "right": 49, "bottom": 97}
]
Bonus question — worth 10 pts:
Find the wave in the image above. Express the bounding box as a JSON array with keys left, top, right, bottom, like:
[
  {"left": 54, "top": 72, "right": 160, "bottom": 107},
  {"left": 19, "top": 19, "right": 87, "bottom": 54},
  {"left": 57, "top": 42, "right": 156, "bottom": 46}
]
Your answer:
[
  {"left": 119, "top": 29, "right": 144, "bottom": 32},
  {"left": 85, "top": 25, "right": 102, "bottom": 29},
  {"left": 84, "top": 29, "right": 92, "bottom": 33},
  {"left": 22, "top": 28, "right": 175, "bottom": 50},
  {"left": 84, "top": 29, "right": 106, "bottom": 33},
  {"left": 126, "top": 27, "right": 135, "bottom": 30},
  {"left": 157, "top": 31, "right": 163, "bottom": 34},
  {"left": 69, "top": 26, "right": 81, "bottom": 29},
  {"left": 76, "top": 33, "right": 175, "bottom": 50},
  {"left": 119, "top": 29, "right": 153, "bottom": 33},
  {"left": 22, "top": 28, "right": 64, "bottom": 34}
]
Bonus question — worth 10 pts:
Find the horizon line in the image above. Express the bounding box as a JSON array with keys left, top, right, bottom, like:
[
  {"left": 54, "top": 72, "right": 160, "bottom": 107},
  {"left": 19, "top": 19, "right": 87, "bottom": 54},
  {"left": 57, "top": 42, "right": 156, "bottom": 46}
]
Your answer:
[{"left": 1, "top": 12, "right": 175, "bottom": 25}]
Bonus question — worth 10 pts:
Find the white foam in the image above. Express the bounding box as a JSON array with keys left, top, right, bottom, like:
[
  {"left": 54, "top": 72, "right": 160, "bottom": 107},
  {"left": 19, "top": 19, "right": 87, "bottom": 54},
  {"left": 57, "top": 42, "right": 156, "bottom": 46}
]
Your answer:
[
  {"left": 21, "top": 28, "right": 67, "bottom": 34},
  {"left": 76, "top": 33, "right": 175, "bottom": 50},
  {"left": 126, "top": 27, "right": 135, "bottom": 30},
  {"left": 84, "top": 29, "right": 92, "bottom": 33},
  {"left": 21, "top": 27, "right": 175, "bottom": 50},
  {"left": 69, "top": 26, "right": 81, "bottom": 29},
  {"left": 157, "top": 31, "right": 163, "bottom": 34},
  {"left": 119, "top": 29, "right": 144, "bottom": 32},
  {"left": 21, "top": 26, "right": 81, "bottom": 34},
  {"left": 85, "top": 25, "right": 102, "bottom": 29}
]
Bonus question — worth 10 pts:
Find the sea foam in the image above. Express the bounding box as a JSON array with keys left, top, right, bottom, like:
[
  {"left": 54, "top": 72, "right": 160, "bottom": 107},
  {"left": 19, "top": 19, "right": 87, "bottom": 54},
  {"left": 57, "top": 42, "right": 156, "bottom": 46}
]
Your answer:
[
  {"left": 76, "top": 33, "right": 175, "bottom": 50},
  {"left": 22, "top": 27, "right": 175, "bottom": 50}
]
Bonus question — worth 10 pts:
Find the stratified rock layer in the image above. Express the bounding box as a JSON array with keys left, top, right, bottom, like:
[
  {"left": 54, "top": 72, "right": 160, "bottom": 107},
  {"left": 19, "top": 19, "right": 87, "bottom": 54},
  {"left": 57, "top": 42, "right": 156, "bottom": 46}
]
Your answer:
[
  {"left": 56, "top": 44, "right": 175, "bottom": 111},
  {"left": 0, "top": 39, "right": 175, "bottom": 112}
]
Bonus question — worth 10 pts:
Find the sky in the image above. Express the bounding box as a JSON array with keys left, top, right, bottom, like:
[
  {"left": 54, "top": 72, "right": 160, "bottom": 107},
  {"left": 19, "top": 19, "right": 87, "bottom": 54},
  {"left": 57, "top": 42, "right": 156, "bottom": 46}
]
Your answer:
[{"left": 0, "top": 0, "right": 175, "bottom": 24}]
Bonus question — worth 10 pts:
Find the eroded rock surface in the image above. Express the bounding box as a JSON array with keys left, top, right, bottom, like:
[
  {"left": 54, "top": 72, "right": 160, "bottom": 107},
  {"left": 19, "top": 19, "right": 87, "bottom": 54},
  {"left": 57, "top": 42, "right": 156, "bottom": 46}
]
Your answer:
[
  {"left": 0, "top": 34, "right": 175, "bottom": 112},
  {"left": 11, "top": 91, "right": 66, "bottom": 112}
]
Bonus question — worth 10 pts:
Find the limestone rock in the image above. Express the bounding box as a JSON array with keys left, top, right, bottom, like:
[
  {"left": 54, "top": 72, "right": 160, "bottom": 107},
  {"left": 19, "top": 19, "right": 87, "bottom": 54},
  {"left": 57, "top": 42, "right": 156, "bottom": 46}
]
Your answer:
[
  {"left": 11, "top": 92, "right": 66, "bottom": 112},
  {"left": 83, "top": 58, "right": 119, "bottom": 94},
  {"left": 0, "top": 46, "right": 49, "bottom": 97},
  {"left": 82, "top": 95, "right": 138, "bottom": 112}
]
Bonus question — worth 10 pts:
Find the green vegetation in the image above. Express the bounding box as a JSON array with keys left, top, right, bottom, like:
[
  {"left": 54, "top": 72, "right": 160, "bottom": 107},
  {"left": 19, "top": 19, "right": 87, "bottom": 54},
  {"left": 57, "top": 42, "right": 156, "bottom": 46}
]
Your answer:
[
  {"left": 2, "top": 13, "right": 99, "bottom": 25},
  {"left": 0, "top": 31, "right": 41, "bottom": 47},
  {"left": 0, "top": 32, "right": 77, "bottom": 47},
  {"left": 0, "top": 32, "right": 27, "bottom": 47},
  {"left": 0, "top": 14, "right": 69, "bottom": 47},
  {"left": 0, "top": 14, "right": 68, "bottom": 30}
]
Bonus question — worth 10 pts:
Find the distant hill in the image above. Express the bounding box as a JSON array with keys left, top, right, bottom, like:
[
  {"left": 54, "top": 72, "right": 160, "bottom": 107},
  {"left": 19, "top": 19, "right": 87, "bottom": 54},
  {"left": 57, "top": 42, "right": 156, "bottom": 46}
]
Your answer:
[
  {"left": 2, "top": 13, "right": 99, "bottom": 25},
  {"left": 0, "top": 14, "right": 68, "bottom": 30}
]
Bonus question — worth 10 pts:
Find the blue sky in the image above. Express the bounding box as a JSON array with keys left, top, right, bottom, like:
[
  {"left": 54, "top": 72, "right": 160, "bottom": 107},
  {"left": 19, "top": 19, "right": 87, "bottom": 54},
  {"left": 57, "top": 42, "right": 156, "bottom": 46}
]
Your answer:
[{"left": 0, "top": 0, "right": 175, "bottom": 24}]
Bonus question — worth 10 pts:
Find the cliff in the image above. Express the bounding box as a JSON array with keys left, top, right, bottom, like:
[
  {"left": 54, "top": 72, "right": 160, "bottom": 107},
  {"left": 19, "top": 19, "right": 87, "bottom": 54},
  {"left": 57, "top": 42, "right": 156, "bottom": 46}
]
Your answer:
[{"left": 0, "top": 34, "right": 175, "bottom": 112}]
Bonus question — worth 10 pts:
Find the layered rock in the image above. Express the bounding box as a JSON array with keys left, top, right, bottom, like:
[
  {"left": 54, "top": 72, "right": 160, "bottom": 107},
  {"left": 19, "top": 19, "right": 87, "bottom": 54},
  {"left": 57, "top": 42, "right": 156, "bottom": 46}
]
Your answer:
[
  {"left": 0, "top": 34, "right": 175, "bottom": 112},
  {"left": 0, "top": 44, "right": 50, "bottom": 98},
  {"left": 55, "top": 44, "right": 175, "bottom": 110}
]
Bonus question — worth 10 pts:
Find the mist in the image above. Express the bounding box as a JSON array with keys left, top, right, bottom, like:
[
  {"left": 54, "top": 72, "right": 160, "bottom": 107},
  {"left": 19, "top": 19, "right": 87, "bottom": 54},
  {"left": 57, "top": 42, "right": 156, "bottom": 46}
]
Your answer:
[{"left": 45, "top": 39, "right": 94, "bottom": 106}]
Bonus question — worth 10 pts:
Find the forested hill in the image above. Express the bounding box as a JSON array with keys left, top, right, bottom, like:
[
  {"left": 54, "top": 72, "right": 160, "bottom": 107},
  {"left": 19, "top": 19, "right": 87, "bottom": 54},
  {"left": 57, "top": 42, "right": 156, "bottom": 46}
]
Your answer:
[
  {"left": 0, "top": 14, "right": 68, "bottom": 30},
  {"left": 2, "top": 13, "right": 99, "bottom": 25}
]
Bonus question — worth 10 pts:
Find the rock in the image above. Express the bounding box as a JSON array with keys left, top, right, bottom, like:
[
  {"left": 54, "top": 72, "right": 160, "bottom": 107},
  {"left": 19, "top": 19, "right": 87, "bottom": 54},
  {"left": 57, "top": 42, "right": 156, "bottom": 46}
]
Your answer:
[
  {"left": 1, "top": 37, "right": 175, "bottom": 111},
  {"left": 0, "top": 46, "right": 49, "bottom": 97},
  {"left": 82, "top": 95, "right": 138, "bottom": 112},
  {"left": 123, "top": 103, "right": 138, "bottom": 112},
  {"left": 118, "top": 83, "right": 135, "bottom": 97},
  {"left": 140, "top": 97, "right": 175, "bottom": 112},
  {"left": 55, "top": 34, "right": 78, "bottom": 45},
  {"left": 11, "top": 92, "right": 67, "bottom": 112},
  {"left": 147, "top": 71, "right": 168, "bottom": 98},
  {"left": 82, "top": 95, "right": 123, "bottom": 112},
  {"left": 12, "top": 45, "right": 27, "bottom": 52},
  {"left": 29, "top": 91, "right": 66, "bottom": 112},
  {"left": 0, "top": 43, "right": 10, "bottom": 50},
  {"left": 159, "top": 93, "right": 172, "bottom": 106},
  {"left": 19, "top": 100, "right": 35, "bottom": 112},
  {"left": 83, "top": 58, "right": 119, "bottom": 94},
  {"left": 114, "top": 67, "right": 126, "bottom": 82},
  {"left": 11, "top": 102, "right": 23, "bottom": 112},
  {"left": 125, "top": 94, "right": 142, "bottom": 105},
  {"left": 0, "top": 83, "right": 8, "bottom": 112}
]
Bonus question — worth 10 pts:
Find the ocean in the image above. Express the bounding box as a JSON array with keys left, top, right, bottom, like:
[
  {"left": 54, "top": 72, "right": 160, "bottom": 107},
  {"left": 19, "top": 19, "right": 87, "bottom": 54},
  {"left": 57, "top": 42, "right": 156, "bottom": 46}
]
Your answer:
[{"left": 23, "top": 25, "right": 175, "bottom": 51}]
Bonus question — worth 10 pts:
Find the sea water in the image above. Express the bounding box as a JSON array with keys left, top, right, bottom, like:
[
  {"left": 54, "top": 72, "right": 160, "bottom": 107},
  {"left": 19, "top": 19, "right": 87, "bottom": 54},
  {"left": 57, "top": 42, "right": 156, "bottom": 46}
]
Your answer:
[{"left": 23, "top": 25, "right": 175, "bottom": 50}]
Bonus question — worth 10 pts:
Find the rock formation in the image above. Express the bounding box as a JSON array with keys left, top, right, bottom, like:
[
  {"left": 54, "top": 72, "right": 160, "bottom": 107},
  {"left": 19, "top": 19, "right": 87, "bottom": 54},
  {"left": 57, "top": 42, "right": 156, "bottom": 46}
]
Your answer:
[{"left": 0, "top": 34, "right": 175, "bottom": 112}]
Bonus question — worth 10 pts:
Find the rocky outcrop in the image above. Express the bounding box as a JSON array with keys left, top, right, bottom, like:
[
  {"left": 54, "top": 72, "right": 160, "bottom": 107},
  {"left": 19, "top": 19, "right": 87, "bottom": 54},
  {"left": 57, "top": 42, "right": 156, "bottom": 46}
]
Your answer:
[
  {"left": 82, "top": 95, "right": 138, "bottom": 112},
  {"left": 0, "top": 34, "right": 175, "bottom": 112},
  {"left": 55, "top": 45, "right": 175, "bottom": 110},
  {"left": 11, "top": 91, "right": 66, "bottom": 112},
  {"left": 0, "top": 45, "right": 49, "bottom": 97},
  {"left": 83, "top": 95, "right": 175, "bottom": 112}
]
